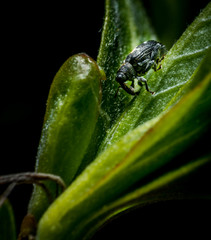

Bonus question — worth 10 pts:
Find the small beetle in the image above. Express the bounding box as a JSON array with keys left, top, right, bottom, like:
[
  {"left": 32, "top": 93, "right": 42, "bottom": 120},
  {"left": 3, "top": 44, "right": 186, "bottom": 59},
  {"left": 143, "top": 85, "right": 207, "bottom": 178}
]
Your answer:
[{"left": 116, "top": 40, "right": 167, "bottom": 95}]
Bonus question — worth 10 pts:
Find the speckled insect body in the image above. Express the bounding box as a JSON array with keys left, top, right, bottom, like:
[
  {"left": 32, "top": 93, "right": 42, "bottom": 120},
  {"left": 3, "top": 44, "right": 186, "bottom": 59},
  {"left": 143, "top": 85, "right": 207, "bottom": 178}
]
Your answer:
[{"left": 116, "top": 40, "right": 167, "bottom": 95}]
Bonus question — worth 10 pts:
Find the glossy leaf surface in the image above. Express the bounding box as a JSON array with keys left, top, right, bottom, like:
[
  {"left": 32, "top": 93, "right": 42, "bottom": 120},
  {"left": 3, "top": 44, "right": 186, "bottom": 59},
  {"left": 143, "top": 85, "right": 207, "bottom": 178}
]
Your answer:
[{"left": 28, "top": 53, "right": 104, "bottom": 220}]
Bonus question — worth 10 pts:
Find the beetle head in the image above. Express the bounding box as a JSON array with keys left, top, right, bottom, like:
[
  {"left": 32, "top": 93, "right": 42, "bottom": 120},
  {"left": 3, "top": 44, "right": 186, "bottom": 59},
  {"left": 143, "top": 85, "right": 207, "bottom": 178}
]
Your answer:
[{"left": 116, "top": 72, "right": 126, "bottom": 83}]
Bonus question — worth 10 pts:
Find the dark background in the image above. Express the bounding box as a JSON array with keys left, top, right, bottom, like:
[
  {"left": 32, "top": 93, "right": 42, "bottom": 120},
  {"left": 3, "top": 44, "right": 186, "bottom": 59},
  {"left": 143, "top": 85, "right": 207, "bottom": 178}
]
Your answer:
[{"left": 1, "top": 0, "right": 210, "bottom": 238}]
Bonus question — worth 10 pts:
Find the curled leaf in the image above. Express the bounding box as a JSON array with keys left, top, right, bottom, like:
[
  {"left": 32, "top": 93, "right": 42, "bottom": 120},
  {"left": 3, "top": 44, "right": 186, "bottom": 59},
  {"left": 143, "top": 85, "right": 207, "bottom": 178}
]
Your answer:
[{"left": 28, "top": 53, "right": 104, "bottom": 220}]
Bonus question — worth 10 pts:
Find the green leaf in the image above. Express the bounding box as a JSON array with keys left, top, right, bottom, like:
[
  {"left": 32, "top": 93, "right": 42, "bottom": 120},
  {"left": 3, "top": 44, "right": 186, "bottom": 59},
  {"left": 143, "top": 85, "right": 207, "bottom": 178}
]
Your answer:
[
  {"left": 28, "top": 53, "right": 104, "bottom": 220},
  {"left": 77, "top": 0, "right": 157, "bottom": 174},
  {"left": 73, "top": 155, "right": 211, "bottom": 240},
  {"left": 97, "top": 0, "right": 156, "bottom": 118},
  {"left": 32, "top": 1, "right": 211, "bottom": 239},
  {"left": 99, "top": 2, "right": 211, "bottom": 153},
  {"left": 36, "top": 42, "right": 211, "bottom": 240},
  {"left": 0, "top": 201, "right": 16, "bottom": 240}
]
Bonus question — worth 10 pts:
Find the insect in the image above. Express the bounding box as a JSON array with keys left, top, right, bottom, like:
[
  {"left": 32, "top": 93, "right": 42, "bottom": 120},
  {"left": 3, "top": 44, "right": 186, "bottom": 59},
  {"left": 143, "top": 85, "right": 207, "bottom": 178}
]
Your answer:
[{"left": 115, "top": 40, "right": 167, "bottom": 95}]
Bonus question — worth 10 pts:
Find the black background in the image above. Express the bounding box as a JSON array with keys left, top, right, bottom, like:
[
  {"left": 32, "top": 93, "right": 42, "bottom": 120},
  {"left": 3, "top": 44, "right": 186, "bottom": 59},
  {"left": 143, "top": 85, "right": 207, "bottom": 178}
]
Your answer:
[{"left": 1, "top": 0, "right": 210, "bottom": 238}]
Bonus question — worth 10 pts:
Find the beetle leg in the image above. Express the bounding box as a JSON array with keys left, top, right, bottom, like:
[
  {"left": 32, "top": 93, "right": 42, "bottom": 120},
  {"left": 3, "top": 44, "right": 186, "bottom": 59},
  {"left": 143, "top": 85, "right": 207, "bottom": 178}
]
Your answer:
[
  {"left": 119, "top": 82, "right": 139, "bottom": 95},
  {"left": 153, "top": 63, "right": 162, "bottom": 72},
  {"left": 145, "top": 60, "right": 156, "bottom": 72},
  {"left": 137, "top": 59, "right": 148, "bottom": 67},
  {"left": 131, "top": 80, "right": 135, "bottom": 88},
  {"left": 138, "top": 81, "right": 143, "bottom": 87},
  {"left": 156, "top": 64, "right": 162, "bottom": 71},
  {"left": 137, "top": 76, "right": 155, "bottom": 94}
]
